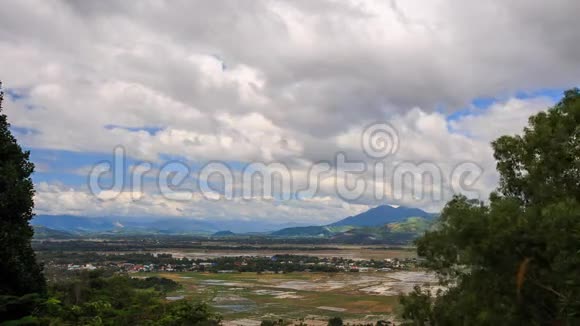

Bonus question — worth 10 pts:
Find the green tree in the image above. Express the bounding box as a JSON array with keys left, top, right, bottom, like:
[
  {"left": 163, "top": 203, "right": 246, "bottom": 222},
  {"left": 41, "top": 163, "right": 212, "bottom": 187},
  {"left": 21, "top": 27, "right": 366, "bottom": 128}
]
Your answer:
[
  {"left": 327, "top": 316, "right": 343, "bottom": 326},
  {"left": 260, "top": 319, "right": 287, "bottom": 326},
  {"left": 399, "top": 286, "right": 433, "bottom": 326},
  {"left": 45, "top": 272, "right": 219, "bottom": 325},
  {"left": 400, "top": 89, "right": 580, "bottom": 325},
  {"left": 0, "top": 83, "right": 46, "bottom": 321},
  {"left": 158, "top": 300, "right": 221, "bottom": 326}
]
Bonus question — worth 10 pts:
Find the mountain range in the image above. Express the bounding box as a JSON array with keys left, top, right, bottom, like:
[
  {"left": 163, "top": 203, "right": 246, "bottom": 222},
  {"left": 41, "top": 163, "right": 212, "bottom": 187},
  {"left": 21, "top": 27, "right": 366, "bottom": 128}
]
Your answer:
[
  {"left": 32, "top": 205, "right": 436, "bottom": 239},
  {"left": 270, "top": 205, "right": 435, "bottom": 238},
  {"left": 31, "top": 215, "right": 310, "bottom": 235}
]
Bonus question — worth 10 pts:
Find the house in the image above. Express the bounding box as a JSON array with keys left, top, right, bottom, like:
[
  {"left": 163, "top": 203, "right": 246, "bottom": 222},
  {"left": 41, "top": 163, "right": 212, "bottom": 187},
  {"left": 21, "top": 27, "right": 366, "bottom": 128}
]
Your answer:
[
  {"left": 83, "top": 264, "right": 97, "bottom": 271},
  {"left": 67, "top": 264, "right": 81, "bottom": 271}
]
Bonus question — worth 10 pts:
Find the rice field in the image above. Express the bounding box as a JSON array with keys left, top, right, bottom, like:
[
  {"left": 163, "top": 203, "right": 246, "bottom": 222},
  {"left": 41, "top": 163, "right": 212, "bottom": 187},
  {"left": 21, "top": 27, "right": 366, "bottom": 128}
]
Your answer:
[{"left": 145, "top": 270, "right": 438, "bottom": 325}]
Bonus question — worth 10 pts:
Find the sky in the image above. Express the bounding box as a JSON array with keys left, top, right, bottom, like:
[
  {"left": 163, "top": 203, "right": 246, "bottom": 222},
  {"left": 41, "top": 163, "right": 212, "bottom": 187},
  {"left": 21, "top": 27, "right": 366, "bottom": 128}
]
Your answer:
[{"left": 1, "top": 0, "right": 579, "bottom": 225}]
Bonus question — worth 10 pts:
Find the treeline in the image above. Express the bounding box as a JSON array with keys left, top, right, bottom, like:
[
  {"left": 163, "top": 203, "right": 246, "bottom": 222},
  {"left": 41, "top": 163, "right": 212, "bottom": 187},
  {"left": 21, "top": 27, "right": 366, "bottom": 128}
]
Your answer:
[
  {"left": 33, "top": 240, "right": 348, "bottom": 252},
  {"left": 260, "top": 317, "right": 396, "bottom": 326},
  {"left": 39, "top": 252, "right": 415, "bottom": 275},
  {"left": 34, "top": 233, "right": 417, "bottom": 246},
  {"left": 202, "top": 255, "right": 342, "bottom": 273}
]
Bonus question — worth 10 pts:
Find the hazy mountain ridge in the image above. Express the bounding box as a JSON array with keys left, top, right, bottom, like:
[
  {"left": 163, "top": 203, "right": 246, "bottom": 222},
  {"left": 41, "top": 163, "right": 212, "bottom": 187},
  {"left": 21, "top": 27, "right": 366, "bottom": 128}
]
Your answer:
[
  {"left": 31, "top": 215, "right": 310, "bottom": 235},
  {"left": 31, "top": 205, "right": 436, "bottom": 238},
  {"left": 212, "top": 230, "right": 236, "bottom": 237},
  {"left": 31, "top": 215, "right": 214, "bottom": 235},
  {"left": 32, "top": 226, "right": 75, "bottom": 239}
]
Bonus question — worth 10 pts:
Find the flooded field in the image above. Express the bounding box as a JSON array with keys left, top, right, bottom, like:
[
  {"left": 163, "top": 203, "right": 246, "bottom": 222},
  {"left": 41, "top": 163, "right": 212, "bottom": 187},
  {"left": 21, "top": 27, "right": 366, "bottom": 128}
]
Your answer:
[{"left": 147, "top": 270, "right": 438, "bottom": 325}]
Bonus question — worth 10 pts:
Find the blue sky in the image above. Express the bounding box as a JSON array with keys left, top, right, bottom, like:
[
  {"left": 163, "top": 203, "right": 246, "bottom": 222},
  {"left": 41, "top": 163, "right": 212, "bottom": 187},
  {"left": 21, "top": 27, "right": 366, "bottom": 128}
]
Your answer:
[{"left": 445, "top": 88, "right": 563, "bottom": 122}]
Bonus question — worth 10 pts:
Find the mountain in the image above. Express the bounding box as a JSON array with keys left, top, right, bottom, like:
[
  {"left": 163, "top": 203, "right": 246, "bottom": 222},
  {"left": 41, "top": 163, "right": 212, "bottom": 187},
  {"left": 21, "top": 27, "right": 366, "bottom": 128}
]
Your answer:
[
  {"left": 32, "top": 215, "right": 118, "bottom": 233},
  {"left": 330, "top": 205, "right": 433, "bottom": 227},
  {"left": 32, "top": 225, "right": 75, "bottom": 239},
  {"left": 31, "top": 215, "right": 218, "bottom": 235},
  {"left": 270, "top": 205, "right": 436, "bottom": 240},
  {"left": 271, "top": 216, "right": 433, "bottom": 243},
  {"left": 31, "top": 205, "right": 435, "bottom": 237},
  {"left": 271, "top": 225, "right": 354, "bottom": 237},
  {"left": 31, "top": 215, "right": 309, "bottom": 235},
  {"left": 212, "top": 230, "right": 236, "bottom": 237}
]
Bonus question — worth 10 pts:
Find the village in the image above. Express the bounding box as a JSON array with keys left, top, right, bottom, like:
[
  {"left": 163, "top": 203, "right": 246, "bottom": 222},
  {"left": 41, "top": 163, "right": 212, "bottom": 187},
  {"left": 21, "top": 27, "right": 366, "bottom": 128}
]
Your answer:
[{"left": 60, "top": 253, "right": 420, "bottom": 275}]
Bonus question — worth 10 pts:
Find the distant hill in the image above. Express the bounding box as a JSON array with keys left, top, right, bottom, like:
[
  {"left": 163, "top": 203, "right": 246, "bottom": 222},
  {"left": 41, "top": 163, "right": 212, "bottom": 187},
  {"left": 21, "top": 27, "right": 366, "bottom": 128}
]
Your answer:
[
  {"left": 31, "top": 215, "right": 304, "bottom": 235},
  {"left": 32, "top": 215, "right": 117, "bottom": 232},
  {"left": 270, "top": 205, "right": 436, "bottom": 242},
  {"left": 271, "top": 216, "right": 433, "bottom": 243},
  {"left": 31, "top": 215, "right": 218, "bottom": 235},
  {"left": 212, "top": 230, "right": 236, "bottom": 237},
  {"left": 31, "top": 205, "right": 436, "bottom": 239},
  {"left": 271, "top": 225, "right": 353, "bottom": 237},
  {"left": 330, "top": 205, "right": 433, "bottom": 227},
  {"left": 32, "top": 225, "right": 75, "bottom": 239}
]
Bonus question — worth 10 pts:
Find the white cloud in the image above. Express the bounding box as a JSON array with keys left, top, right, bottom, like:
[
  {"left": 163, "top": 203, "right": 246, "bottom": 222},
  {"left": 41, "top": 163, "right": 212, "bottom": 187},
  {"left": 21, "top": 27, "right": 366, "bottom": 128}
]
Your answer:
[
  {"left": 1, "top": 0, "right": 576, "bottom": 221},
  {"left": 449, "top": 97, "right": 553, "bottom": 141},
  {"left": 31, "top": 95, "right": 555, "bottom": 221}
]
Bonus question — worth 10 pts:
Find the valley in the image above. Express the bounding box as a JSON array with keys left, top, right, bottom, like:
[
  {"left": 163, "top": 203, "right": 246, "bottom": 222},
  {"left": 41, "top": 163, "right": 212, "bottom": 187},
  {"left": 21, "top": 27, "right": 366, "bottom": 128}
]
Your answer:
[
  {"left": 37, "top": 242, "right": 431, "bottom": 325},
  {"left": 32, "top": 205, "right": 432, "bottom": 324}
]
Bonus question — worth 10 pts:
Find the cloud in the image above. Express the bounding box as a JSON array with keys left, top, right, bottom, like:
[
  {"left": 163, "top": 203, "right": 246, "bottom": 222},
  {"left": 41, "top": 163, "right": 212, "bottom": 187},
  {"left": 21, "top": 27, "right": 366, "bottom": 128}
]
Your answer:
[
  {"left": 1, "top": 0, "right": 577, "bottom": 220},
  {"left": 31, "top": 95, "right": 555, "bottom": 221},
  {"left": 448, "top": 97, "right": 553, "bottom": 141}
]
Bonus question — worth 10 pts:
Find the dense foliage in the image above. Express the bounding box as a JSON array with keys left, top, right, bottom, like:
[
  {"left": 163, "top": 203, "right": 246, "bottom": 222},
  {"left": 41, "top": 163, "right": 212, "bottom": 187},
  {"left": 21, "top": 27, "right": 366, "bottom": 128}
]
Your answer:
[
  {"left": 0, "top": 83, "right": 46, "bottom": 321},
  {"left": 400, "top": 89, "right": 580, "bottom": 325},
  {"left": 327, "top": 317, "right": 344, "bottom": 326},
  {"left": 5, "top": 270, "right": 221, "bottom": 325},
  {"left": 37, "top": 251, "right": 416, "bottom": 277}
]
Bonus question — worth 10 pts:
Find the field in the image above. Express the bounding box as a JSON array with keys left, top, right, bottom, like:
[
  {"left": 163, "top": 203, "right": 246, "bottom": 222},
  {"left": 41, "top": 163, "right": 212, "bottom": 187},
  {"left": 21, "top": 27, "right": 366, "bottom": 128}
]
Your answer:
[
  {"left": 145, "top": 270, "right": 438, "bottom": 325},
  {"left": 150, "top": 245, "right": 417, "bottom": 261},
  {"left": 38, "top": 241, "right": 429, "bottom": 325}
]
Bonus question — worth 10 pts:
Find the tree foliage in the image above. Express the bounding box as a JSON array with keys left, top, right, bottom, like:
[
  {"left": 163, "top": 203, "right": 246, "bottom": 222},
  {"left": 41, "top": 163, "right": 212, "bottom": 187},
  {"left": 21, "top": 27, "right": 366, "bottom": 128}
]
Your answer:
[
  {"left": 327, "top": 316, "right": 343, "bottom": 326},
  {"left": 4, "top": 270, "right": 220, "bottom": 325},
  {"left": 401, "top": 89, "right": 580, "bottom": 325},
  {"left": 0, "top": 82, "right": 46, "bottom": 320}
]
